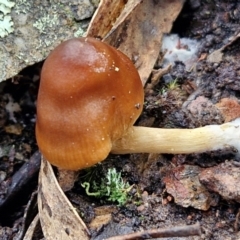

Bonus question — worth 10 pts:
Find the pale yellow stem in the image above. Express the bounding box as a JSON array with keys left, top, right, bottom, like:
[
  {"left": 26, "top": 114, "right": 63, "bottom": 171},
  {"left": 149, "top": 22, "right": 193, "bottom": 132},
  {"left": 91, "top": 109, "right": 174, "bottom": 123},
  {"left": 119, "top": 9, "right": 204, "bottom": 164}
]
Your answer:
[{"left": 112, "top": 119, "right": 240, "bottom": 155}]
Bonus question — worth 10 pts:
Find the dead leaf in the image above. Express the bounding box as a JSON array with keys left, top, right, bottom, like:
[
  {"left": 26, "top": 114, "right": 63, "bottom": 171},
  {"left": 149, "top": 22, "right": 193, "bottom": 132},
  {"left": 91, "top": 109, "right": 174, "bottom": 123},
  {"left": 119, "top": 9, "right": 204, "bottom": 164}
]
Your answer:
[
  {"left": 89, "top": 206, "right": 117, "bottom": 231},
  {"left": 87, "top": 0, "right": 185, "bottom": 85},
  {"left": 104, "top": 0, "right": 185, "bottom": 85},
  {"left": 207, "top": 32, "right": 240, "bottom": 63},
  {"left": 198, "top": 53, "right": 208, "bottom": 61},
  {"left": 87, "top": 0, "right": 141, "bottom": 39},
  {"left": 23, "top": 215, "right": 40, "bottom": 240},
  {"left": 207, "top": 48, "right": 223, "bottom": 63},
  {"left": 38, "top": 157, "right": 90, "bottom": 240}
]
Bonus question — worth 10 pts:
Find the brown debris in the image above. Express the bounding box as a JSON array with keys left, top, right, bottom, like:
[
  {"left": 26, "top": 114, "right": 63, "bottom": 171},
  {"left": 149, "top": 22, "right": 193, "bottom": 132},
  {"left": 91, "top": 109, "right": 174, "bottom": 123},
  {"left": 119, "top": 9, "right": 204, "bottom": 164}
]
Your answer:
[
  {"left": 57, "top": 169, "right": 79, "bottom": 192},
  {"left": 0, "top": 151, "right": 41, "bottom": 213},
  {"left": 216, "top": 98, "right": 240, "bottom": 122},
  {"left": 145, "top": 64, "right": 172, "bottom": 95},
  {"left": 89, "top": 206, "right": 117, "bottom": 231},
  {"left": 4, "top": 124, "right": 23, "bottom": 135}
]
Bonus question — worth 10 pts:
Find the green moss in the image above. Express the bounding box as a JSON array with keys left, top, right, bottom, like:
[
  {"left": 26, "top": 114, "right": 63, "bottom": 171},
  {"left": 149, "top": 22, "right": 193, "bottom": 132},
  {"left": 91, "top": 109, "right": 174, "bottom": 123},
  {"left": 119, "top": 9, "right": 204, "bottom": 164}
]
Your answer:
[{"left": 81, "top": 168, "right": 132, "bottom": 206}]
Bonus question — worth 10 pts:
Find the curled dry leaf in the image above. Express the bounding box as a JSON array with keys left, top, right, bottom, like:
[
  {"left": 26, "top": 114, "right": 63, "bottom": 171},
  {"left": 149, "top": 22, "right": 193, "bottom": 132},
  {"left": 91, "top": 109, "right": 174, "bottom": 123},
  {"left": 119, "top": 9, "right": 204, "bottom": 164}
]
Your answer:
[
  {"left": 23, "top": 215, "right": 40, "bottom": 240},
  {"left": 38, "top": 157, "right": 90, "bottom": 240}
]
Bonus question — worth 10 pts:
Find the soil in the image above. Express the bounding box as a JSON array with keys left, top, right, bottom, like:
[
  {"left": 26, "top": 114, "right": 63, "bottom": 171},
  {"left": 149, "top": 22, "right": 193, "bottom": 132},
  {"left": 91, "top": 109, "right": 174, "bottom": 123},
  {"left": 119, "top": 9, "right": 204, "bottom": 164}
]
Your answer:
[{"left": 1, "top": 0, "right": 240, "bottom": 239}]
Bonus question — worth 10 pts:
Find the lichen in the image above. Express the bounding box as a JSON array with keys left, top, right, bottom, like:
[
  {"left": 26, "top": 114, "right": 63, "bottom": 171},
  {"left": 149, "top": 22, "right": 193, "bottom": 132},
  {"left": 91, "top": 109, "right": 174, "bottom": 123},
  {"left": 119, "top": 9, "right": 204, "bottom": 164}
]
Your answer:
[
  {"left": 33, "top": 13, "right": 58, "bottom": 34},
  {"left": 14, "top": 0, "right": 31, "bottom": 14},
  {"left": 74, "top": 26, "right": 85, "bottom": 37},
  {"left": 0, "top": 0, "right": 15, "bottom": 38}
]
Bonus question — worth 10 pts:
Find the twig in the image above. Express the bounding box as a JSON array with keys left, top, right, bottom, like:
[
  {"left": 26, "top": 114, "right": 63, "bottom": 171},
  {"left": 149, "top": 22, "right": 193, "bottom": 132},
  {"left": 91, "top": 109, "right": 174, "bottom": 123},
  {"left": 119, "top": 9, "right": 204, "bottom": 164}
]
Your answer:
[
  {"left": 105, "top": 222, "right": 201, "bottom": 240},
  {"left": 145, "top": 64, "right": 172, "bottom": 94},
  {"left": 0, "top": 151, "right": 41, "bottom": 212}
]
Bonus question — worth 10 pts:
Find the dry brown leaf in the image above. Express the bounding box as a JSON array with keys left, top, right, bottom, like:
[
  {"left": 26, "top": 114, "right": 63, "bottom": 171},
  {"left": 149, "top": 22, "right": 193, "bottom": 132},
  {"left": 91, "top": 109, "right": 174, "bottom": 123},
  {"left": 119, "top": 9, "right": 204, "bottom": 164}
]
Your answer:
[
  {"left": 38, "top": 157, "right": 90, "bottom": 240},
  {"left": 23, "top": 215, "right": 40, "bottom": 240},
  {"left": 57, "top": 169, "right": 79, "bottom": 192},
  {"left": 87, "top": 0, "right": 185, "bottom": 85},
  {"left": 207, "top": 49, "right": 223, "bottom": 63},
  {"left": 103, "top": 0, "right": 185, "bottom": 85},
  {"left": 89, "top": 206, "right": 117, "bottom": 231},
  {"left": 207, "top": 32, "right": 240, "bottom": 63},
  {"left": 87, "top": 0, "right": 141, "bottom": 39}
]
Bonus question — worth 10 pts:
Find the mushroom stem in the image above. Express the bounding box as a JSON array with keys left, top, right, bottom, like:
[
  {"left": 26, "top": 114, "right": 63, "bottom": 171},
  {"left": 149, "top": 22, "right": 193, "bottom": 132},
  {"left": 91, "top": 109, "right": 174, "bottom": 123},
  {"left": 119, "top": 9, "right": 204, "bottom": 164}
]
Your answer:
[{"left": 112, "top": 118, "right": 240, "bottom": 155}]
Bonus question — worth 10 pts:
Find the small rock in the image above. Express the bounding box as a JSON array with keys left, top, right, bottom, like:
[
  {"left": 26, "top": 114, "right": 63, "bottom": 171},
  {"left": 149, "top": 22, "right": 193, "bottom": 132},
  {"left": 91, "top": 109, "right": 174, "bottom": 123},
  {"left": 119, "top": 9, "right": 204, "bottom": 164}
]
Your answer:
[
  {"left": 185, "top": 95, "right": 224, "bottom": 126},
  {"left": 199, "top": 161, "right": 240, "bottom": 203},
  {"left": 215, "top": 98, "right": 240, "bottom": 122},
  {"left": 163, "top": 165, "right": 218, "bottom": 210}
]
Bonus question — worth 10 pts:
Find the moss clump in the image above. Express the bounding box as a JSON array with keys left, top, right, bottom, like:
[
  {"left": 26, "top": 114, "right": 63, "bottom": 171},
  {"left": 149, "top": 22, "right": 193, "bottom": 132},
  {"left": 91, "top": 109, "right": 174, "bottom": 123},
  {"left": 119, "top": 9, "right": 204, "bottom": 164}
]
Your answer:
[{"left": 81, "top": 168, "right": 131, "bottom": 206}]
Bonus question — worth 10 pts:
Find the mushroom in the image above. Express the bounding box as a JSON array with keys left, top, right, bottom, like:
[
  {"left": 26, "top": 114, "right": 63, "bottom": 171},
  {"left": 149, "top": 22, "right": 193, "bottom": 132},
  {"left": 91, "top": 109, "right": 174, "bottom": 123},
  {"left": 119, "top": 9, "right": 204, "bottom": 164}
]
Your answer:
[{"left": 36, "top": 37, "right": 240, "bottom": 170}]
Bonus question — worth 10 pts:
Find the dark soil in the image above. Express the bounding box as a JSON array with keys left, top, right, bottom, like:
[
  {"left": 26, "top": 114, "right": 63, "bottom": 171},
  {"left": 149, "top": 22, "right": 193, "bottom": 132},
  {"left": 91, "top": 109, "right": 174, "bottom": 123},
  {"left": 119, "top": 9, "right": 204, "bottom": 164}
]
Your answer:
[{"left": 1, "top": 0, "right": 240, "bottom": 239}]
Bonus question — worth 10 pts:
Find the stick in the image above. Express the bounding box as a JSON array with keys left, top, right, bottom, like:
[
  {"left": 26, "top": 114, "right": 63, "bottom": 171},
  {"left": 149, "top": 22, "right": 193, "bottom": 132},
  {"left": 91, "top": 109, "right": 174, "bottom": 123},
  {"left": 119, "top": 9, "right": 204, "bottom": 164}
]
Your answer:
[{"left": 105, "top": 222, "right": 201, "bottom": 240}]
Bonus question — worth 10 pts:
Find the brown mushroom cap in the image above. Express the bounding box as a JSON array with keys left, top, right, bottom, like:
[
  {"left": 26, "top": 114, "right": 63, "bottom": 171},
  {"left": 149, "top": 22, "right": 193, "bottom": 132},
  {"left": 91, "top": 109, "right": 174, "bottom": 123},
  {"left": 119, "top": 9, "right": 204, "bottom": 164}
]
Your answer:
[{"left": 36, "top": 37, "right": 144, "bottom": 170}]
